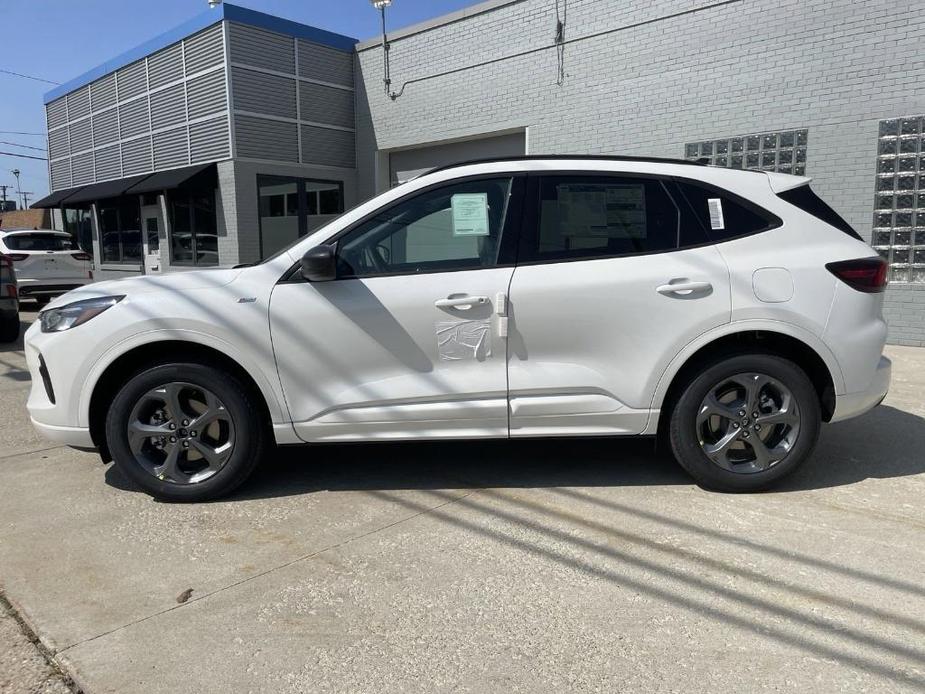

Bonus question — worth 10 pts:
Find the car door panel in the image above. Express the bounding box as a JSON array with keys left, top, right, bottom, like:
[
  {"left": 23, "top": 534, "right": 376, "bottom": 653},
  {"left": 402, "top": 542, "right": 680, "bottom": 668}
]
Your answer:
[{"left": 506, "top": 173, "right": 732, "bottom": 437}]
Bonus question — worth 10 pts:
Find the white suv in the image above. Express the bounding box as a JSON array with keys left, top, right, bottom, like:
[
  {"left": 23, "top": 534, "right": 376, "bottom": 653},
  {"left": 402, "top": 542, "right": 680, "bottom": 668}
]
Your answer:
[
  {"left": 0, "top": 230, "right": 93, "bottom": 305},
  {"left": 24, "top": 157, "right": 891, "bottom": 501}
]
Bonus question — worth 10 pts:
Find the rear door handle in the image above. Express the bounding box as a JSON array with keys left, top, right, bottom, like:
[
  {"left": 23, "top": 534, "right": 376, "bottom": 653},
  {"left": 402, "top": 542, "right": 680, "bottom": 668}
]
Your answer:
[
  {"left": 435, "top": 295, "right": 490, "bottom": 309},
  {"left": 656, "top": 281, "right": 712, "bottom": 296}
]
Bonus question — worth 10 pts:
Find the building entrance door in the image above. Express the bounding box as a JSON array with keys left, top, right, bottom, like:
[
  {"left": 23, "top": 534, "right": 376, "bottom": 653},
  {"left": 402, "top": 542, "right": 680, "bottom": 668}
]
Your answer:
[{"left": 142, "top": 214, "right": 162, "bottom": 274}]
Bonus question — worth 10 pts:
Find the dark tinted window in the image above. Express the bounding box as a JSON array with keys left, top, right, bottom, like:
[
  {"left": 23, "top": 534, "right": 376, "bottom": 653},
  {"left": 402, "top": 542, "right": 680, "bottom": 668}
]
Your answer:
[
  {"left": 170, "top": 192, "right": 218, "bottom": 266},
  {"left": 777, "top": 184, "right": 862, "bottom": 240},
  {"left": 338, "top": 178, "right": 513, "bottom": 278},
  {"left": 524, "top": 176, "right": 681, "bottom": 261},
  {"left": 4, "top": 233, "right": 77, "bottom": 251},
  {"left": 98, "top": 199, "right": 141, "bottom": 263},
  {"left": 675, "top": 179, "right": 779, "bottom": 241}
]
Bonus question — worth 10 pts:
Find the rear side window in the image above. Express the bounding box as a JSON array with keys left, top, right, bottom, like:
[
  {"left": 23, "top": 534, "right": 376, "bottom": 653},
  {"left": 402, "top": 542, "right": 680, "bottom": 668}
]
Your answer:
[
  {"left": 776, "top": 184, "right": 862, "bottom": 240},
  {"left": 675, "top": 180, "right": 780, "bottom": 242},
  {"left": 3, "top": 233, "right": 78, "bottom": 251},
  {"left": 522, "top": 176, "right": 689, "bottom": 262}
]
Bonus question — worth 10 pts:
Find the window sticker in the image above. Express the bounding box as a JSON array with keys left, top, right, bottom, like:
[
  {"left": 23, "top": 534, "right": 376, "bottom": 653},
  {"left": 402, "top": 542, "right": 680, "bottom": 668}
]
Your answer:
[
  {"left": 436, "top": 320, "right": 491, "bottom": 361},
  {"left": 557, "top": 184, "right": 647, "bottom": 238},
  {"left": 451, "top": 193, "right": 491, "bottom": 237},
  {"left": 708, "top": 198, "right": 725, "bottom": 230}
]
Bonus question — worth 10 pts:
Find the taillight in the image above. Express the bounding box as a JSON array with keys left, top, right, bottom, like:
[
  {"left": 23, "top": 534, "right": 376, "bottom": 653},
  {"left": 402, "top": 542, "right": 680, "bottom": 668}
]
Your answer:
[
  {"left": 72, "top": 252, "right": 92, "bottom": 261},
  {"left": 826, "top": 257, "right": 888, "bottom": 293},
  {"left": 5, "top": 254, "right": 28, "bottom": 262},
  {"left": 6, "top": 284, "right": 16, "bottom": 299}
]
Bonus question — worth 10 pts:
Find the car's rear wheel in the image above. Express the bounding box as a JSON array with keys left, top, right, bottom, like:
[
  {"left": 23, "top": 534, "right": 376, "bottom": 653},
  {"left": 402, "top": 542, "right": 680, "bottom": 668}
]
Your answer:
[
  {"left": 669, "top": 354, "right": 820, "bottom": 492},
  {"left": 105, "top": 362, "right": 265, "bottom": 502}
]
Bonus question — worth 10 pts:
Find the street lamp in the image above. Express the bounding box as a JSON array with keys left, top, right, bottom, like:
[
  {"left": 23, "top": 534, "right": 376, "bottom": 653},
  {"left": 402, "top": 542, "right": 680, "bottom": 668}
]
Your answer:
[
  {"left": 11, "top": 169, "right": 21, "bottom": 209},
  {"left": 370, "top": 0, "right": 393, "bottom": 96}
]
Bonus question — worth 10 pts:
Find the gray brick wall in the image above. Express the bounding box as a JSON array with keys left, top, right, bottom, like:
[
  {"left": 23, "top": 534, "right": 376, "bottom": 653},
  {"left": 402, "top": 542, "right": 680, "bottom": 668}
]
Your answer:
[{"left": 355, "top": 0, "right": 925, "bottom": 344}]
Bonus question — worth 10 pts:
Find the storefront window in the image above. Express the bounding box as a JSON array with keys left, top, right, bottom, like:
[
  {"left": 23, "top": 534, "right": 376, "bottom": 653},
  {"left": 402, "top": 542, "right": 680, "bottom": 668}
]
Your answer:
[
  {"left": 258, "top": 175, "right": 344, "bottom": 259},
  {"left": 169, "top": 191, "right": 218, "bottom": 266},
  {"left": 97, "top": 199, "right": 142, "bottom": 264},
  {"left": 61, "top": 207, "right": 93, "bottom": 253}
]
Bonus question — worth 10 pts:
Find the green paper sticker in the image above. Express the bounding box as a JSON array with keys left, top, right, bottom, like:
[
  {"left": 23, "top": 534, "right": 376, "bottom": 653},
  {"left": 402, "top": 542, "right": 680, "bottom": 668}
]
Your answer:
[{"left": 451, "top": 193, "right": 490, "bottom": 237}]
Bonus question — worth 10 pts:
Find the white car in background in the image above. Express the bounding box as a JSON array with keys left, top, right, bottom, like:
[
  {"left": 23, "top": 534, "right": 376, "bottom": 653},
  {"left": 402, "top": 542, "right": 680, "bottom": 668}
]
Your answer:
[
  {"left": 23, "top": 157, "right": 891, "bottom": 502},
  {"left": 0, "top": 230, "right": 93, "bottom": 306}
]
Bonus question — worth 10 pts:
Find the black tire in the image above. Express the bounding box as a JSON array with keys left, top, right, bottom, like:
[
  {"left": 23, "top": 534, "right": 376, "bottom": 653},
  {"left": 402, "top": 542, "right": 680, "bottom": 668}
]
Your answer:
[
  {"left": 0, "top": 311, "right": 19, "bottom": 343},
  {"left": 105, "top": 362, "right": 266, "bottom": 502},
  {"left": 669, "top": 353, "right": 821, "bottom": 492}
]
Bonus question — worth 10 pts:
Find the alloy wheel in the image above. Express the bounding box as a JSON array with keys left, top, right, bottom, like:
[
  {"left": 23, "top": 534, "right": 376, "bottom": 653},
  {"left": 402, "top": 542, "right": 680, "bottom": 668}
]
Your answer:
[
  {"left": 127, "top": 382, "right": 236, "bottom": 484},
  {"left": 696, "top": 372, "right": 801, "bottom": 474}
]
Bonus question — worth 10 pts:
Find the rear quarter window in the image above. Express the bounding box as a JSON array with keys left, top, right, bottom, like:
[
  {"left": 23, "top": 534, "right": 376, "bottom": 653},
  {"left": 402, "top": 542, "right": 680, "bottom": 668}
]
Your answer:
[
  {"left": 674, "top": 179, "right": 781, "bottom": 242},
  {"left": 776, "top": 184, "right": 863, "bottom": 240}
]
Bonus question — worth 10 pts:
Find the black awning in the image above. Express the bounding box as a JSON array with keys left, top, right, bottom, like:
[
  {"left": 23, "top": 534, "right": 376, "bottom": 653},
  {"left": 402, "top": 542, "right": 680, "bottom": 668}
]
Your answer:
[
  {"left": 64, "top": 173, "right": 153, "bottom": 205},
  {"left": 124, "top": 163, "right": 216, "bottom": 195},
  {"left": 31, "top": 184, "right": 87, "bottom": 208}
]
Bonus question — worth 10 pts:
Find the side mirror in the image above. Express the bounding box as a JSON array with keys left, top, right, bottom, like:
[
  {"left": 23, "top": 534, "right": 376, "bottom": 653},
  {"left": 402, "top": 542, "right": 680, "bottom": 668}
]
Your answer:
[{"left": 300, "top": 244, "right": 337, "bottom": 282}]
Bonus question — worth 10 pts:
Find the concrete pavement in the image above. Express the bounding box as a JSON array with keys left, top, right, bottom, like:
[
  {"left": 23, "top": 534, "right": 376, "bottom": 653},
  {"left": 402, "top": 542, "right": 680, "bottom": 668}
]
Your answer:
[{"left": 1, "top": 308, "right": 924, "bottom": 693}]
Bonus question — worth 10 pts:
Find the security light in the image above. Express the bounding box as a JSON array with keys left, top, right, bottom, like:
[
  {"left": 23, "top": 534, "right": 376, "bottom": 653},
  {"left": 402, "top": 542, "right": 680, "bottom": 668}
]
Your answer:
[
  {"left": 371, "top": 0, "right": 392, "bottom": 8},
  {"left": 371, "top": 0, "right": 394, "bottom": 96}
]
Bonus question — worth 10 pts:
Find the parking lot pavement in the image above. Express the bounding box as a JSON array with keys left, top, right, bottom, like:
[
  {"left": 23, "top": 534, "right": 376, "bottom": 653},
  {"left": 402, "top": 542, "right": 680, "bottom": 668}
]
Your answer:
[{"left": 1, "top": 309, "right": 924, "bottom": 693}]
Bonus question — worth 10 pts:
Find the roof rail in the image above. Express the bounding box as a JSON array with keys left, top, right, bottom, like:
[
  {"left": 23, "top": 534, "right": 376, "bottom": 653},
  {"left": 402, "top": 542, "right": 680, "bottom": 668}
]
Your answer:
[{"left": 426, "top": 154, "right": 708, "bottom": 176}]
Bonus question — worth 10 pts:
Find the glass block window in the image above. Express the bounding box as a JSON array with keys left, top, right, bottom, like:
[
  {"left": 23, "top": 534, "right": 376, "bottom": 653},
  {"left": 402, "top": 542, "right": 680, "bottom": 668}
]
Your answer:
[
  {"left": 684, "top": 129, "right": 808, "bottom": 175},
  {"left": 872, "top": 115, "right": 925, "bottom": 284}
]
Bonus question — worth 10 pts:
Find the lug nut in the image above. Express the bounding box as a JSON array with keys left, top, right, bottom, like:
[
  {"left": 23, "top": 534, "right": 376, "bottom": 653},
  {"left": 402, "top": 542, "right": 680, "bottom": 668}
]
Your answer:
[
  {"left": 169, "top": 436, "right": 177, "bottom": 443},
  {"left": 182, "top": 419, "right": 189, "bottom": 426},
  {"left": 733, "top": 422, "right": 740, "bottom": 428},
  {"left": 190, "top": 431, "right": 197, "bottom": 437},
  {"left": 168, "top": 423, "right": 176, "bottom": 430},
  {"left": 752, "top": 412, "right": 759, "bottom": 418},
  {"left": 182, "top": 441, "right": 189, "bottom": 448},
  {"left": 742, "top": 431, "right": 750, "bottom": 438},
  {"left": 738, "top": 410, "right": 746, "bottom": 417},
  {"left": 754, "top": 424, "right": 761, "bottom": 431}
]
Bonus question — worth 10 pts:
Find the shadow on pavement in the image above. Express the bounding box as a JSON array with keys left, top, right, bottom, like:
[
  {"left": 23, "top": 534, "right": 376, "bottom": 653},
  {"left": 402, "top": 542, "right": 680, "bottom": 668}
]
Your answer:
[{"left": 103, "top": 404, "right": 925, "bottom": 499}]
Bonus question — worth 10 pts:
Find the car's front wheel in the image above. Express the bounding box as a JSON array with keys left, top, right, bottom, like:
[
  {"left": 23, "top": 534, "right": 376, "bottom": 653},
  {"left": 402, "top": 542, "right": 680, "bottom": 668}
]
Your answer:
[
  {"left": 105, "top": 362, "right": 265, "bottom": 501},
  {"left": 669, "top": 354, "right": 821, "bottom": 492}
]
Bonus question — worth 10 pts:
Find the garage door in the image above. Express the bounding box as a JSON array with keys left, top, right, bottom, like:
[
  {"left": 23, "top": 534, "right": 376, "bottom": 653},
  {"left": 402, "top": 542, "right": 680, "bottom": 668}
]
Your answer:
[{"left": 388, "top": 132, "right": 526, "bottom": 187}]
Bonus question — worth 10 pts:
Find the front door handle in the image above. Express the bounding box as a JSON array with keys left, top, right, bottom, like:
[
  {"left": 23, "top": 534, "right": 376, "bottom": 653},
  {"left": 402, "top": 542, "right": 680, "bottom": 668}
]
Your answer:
[
  {"left": 435, "top": 295, "right": 490, "bottom": 310},
  {"left": 656, "top": 280, "right": 713, "bottom": 296}
]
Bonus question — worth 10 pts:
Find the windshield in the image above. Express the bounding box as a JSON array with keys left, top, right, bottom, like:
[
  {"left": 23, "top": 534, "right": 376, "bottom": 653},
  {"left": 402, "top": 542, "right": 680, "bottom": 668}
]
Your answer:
[{"left": 4, "top": 233, "right": 79, "bottom": 251}]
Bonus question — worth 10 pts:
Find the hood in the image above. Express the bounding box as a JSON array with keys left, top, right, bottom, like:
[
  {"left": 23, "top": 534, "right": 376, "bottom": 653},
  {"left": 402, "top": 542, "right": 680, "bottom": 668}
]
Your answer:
[{"left": 45, "top": 267, "right": 243, "bottom": 308}]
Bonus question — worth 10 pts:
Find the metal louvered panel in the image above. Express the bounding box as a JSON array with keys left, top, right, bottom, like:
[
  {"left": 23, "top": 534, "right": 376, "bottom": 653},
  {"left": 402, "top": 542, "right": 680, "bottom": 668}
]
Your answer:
[
  {"left": 147, "top": 43, "right": 183, "bottom": 90},
  {"left": 299, "top": 82, "right": 353, "bottom": 129},
  {"left": 231, "top": 67, "right": 296, "bottom": 119},
  {"left": 50, "top": 159, "right": 71, "bottom": 192},
  {"left": 117, "top": 60, "right": 147, "bottom": 101},
  {"left": 90, "top": 74, "right": 117, "bottom": 112},
  {"left": 150, "top": 83, "right": 186, "bottom": 131},
  {"left": 297, "top": 40, "right": 353, "bottom": 87},
  {"left": 68, "top": 119, "right": 93, "bottom": 154},
  {"left": 186, "top": 69, "right": 227, "bottom": 120},
  {"left": 94, "top": 144, "right": 121, "bottom": 181},
  {"left": 46, "top": 98, "right": 68, "bottom": 130},
  {"left": 189, "top": 117, "right": 230, "bottom": 163},
  {"left": 184, "top": 24, "right": 224, "bottom": 75},
  {"left": 48, "top": 128, "right": 69, "bottom": 160},
  {"left": 119, "top": 98, "right": 150, "bottom": 140},
  {"left": 67, "top": 87, "right": 90, "bottom": 120},
  {"left": 153, "top": 127, "right": 189, "bottom": 169},
  {"left": 301, "top": 124, "right": 355, "bottom": 168},
  {"left": 228, "top": 23, "right": 294, "bottom": 74},
  {"left": 235, "top": 115, "right": 298, "bottom": 162},
  {"left": 122, "top": 137, "right": 153, "bottom": 176},
  {"left": 92, "top": 108, "right": 119, "bottom": 146},
  {"left": 71, "top": 152, "right": 94, "bottom": 185}
]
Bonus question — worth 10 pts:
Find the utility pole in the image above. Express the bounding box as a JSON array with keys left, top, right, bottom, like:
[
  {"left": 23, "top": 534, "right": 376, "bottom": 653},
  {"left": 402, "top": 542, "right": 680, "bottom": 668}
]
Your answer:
[
  {"left": 11, "top": 169, "right": 21, "bottom": 210},
  {"left": 0, "top": 185, "right": 9, "bottom": 208},
  {"left": 20, "top": 192, "right": 33, "bottom": 209}
]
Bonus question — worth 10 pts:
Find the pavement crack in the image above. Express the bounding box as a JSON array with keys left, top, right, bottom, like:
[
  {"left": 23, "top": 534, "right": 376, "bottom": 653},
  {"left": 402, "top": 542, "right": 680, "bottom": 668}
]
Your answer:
[{"left": 56, "top": 490, "right": 476, "bottom": 654}]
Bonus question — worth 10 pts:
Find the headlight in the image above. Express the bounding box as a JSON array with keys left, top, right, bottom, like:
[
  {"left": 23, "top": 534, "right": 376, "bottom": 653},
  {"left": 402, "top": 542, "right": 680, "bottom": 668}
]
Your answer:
[{"left": 40, "top": 295, "right": 124, "bottom": 333}]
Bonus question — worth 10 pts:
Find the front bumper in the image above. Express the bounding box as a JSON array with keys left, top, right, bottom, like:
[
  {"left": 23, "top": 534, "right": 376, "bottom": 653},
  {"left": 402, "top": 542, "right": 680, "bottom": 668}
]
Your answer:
[
  {"left": 30, "top": 417, "right": 94, "bottom": 448},
  {"left": 830, "top": 355, "right": 891, "bottom": 423}
]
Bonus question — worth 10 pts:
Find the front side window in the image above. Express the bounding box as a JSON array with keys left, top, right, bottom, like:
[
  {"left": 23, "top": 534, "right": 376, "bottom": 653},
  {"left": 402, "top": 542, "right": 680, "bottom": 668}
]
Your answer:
[
  {"left": 522, "top": 176, "right": 680, "bottom": 262},
  {"left": 98, "top": 199, "right": 141, "bottom": 264},
  {"left": 336, "top": 177, "right": 513, "bottom": 278},
  {"left": 170, "top": 192, "right": 218, "bottom": 267}
]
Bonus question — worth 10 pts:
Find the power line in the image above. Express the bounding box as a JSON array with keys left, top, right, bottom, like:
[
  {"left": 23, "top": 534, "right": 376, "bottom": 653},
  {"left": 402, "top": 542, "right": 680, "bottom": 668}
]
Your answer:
[
  {"left": 0, "top": 140, "right": 46, "bottom": 152},
  {"left": 0, "top": 67, "right": 59, "bottom": 85},
  {"left": 0, "top": 130, "right": 46, "bottom": 137},
  {"left": 0, "top": 151, "right": 47, "bottom": 161}
]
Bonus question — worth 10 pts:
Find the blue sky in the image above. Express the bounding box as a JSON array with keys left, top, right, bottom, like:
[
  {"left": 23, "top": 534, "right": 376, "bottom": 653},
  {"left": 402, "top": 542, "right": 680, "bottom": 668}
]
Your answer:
[{"left": 0, "top": 0, "right": 478, "bottom": 202}]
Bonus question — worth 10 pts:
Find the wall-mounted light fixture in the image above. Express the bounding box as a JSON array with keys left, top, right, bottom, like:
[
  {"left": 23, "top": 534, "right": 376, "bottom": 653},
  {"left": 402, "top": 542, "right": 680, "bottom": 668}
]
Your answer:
[{"left": 370, "top": 0, "right": 393, "bottom": 96}]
